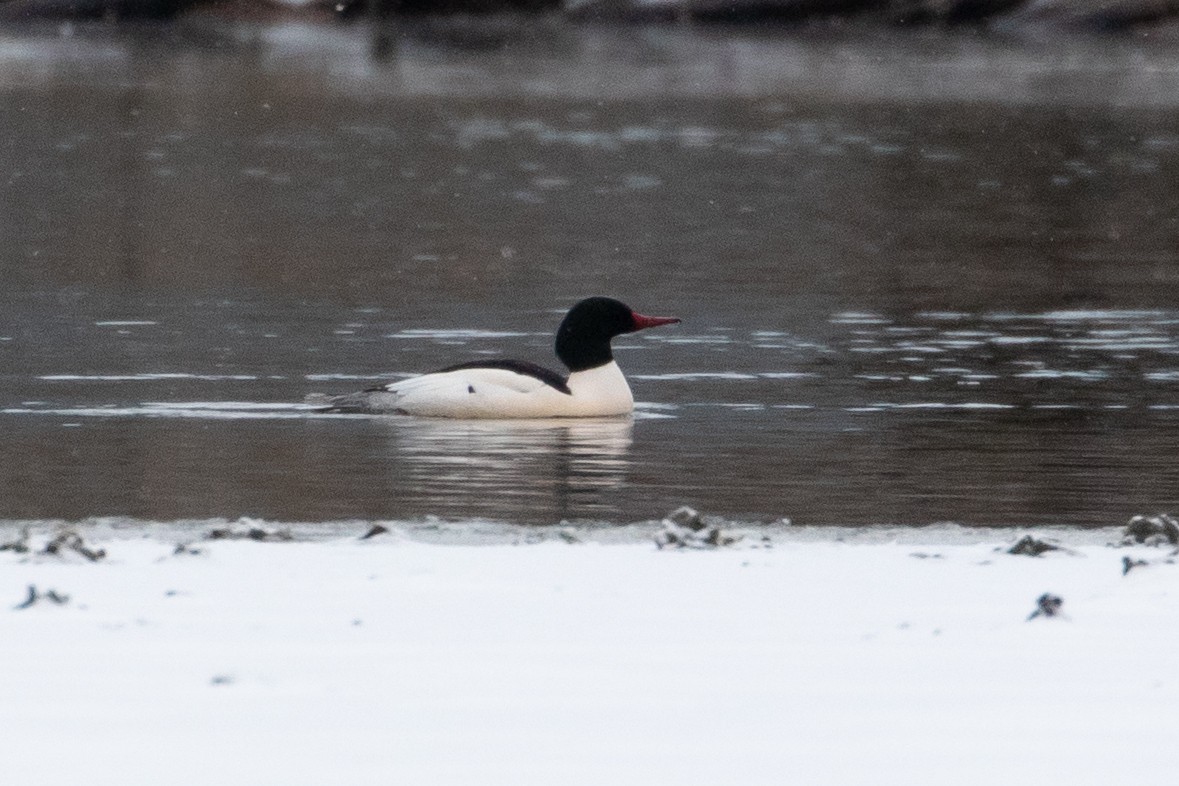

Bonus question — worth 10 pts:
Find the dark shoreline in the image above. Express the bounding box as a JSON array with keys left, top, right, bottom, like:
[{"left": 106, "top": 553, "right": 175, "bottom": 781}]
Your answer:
[
  {"left": 1, "top": 0, "right": 1178, "bottom": 36},
  {"left": 0, "top": 515, "right": 1134, "bottom": 545}
]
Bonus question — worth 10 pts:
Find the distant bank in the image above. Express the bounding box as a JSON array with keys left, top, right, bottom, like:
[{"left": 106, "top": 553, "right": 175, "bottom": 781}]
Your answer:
[{"left": 1, "top": 0, "right": 1177, "bottom": 35}]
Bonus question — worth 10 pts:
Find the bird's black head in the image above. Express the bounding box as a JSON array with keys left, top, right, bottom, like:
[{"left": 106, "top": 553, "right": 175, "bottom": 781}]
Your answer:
[{"left": 555, "top": 297, "right": 680, "bottom": 372}]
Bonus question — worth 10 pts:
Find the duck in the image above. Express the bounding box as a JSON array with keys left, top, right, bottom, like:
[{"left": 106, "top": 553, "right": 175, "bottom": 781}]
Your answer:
[{"left": 319, "top": 296, "right": 680, "bottom": 418}]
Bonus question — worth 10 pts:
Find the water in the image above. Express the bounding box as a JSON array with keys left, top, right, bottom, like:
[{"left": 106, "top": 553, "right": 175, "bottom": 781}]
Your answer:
[{"left": 3, "top": 19, "right": 1179, "bottom": 527}]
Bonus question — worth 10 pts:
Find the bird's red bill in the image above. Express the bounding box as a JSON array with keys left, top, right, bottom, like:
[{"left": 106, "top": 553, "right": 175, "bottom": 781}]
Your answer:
[{"left": 630, "top": 312, "right": 681, "bottom": 330}]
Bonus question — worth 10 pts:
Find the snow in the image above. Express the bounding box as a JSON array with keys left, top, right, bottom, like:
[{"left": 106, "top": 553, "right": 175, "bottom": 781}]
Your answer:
[{"left": 2, "top": 527, "right": 1177, "bottom": 785}]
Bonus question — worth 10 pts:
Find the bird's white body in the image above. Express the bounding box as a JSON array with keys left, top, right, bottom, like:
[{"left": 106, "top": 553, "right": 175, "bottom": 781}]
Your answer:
[
  {"left": 371, "top": 361, "right": 634, "bottom": 419},
  {"left": 316, "top": 297, "right": 678, "bottom": 419}
]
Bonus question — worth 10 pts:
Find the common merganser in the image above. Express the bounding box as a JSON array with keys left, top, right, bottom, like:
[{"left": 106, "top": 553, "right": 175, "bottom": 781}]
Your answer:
[{"left": 321, "top": 296, "right": 680, "bottom": 418}]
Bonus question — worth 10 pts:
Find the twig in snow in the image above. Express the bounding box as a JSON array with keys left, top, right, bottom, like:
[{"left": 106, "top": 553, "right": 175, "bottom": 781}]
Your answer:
[
  {"left": 359, "top": 524, "right": 389, "bottom": 540},
  {"left": 42, "top": 531, "right": 106, "bottom": 562},
  {"left": 13, "top": 585, "right": 70, "bottom": 610},
  {"left": 1123, "top": 556, "right": 1149, "bottom": 576},
  {"left": 1027, "top": 593, "right": 1064, "bottom": 621}
]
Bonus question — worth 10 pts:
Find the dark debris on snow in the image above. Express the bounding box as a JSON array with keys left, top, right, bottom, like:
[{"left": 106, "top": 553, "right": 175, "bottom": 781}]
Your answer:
[
  {"left": 0, "top": 528, "right": 31, "bottom": 554},
  {"left": 1006, "top": 535, "right": 1064, "bottom": 557},
  {"left": 14, "top": 584, "right": 70, "bottom": 610},
  {"left": 1027, "top": 593, "right": 1064, "bottom": 621},
  {"left": 207, "top": 521, "right": 294, "bottom": 542},
  {"left": 654, "top": 506, "right": 751, "bottom": 550},
  {"left": 42, "top": 531, "right": 106, "bottom": 562},
  {"left": 1122, "top": 514, "right": 1179, "bottom": 547}
]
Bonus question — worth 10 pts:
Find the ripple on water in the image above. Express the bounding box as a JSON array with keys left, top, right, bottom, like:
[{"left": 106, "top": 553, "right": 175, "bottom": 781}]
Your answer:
[
  {"left": 2, "top": 402, "right": 322, "bottom": 420},
  {"left": 38, "top": 373, "right": 263, "bottom": 381},
  {"left": 385, "top": 329, "right": 535, "bottom": 340}
]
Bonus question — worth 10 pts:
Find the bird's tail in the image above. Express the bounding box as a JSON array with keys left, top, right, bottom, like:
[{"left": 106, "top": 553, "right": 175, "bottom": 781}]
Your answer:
[
  {"left": 303, "top": 389, "right": 403, "bottom": 414},
  {"left": 303, "top": 391, "right": 368, "bottom": 413}
]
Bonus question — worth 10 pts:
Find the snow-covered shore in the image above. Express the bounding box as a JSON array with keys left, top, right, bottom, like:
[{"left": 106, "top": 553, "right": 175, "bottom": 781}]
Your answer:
[{"left": 3, "top": 523, "right": 1177, "bottom": 785}]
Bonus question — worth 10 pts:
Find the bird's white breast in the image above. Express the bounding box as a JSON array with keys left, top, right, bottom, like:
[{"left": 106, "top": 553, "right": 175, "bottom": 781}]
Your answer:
[{"left": 564, "top": 362, "right": 634, "bottom": 416}]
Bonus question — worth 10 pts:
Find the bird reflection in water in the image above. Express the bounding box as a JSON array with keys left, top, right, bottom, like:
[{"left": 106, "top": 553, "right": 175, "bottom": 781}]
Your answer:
[{"left": 376, "top": 416, "right": 635, "bottom": 522}]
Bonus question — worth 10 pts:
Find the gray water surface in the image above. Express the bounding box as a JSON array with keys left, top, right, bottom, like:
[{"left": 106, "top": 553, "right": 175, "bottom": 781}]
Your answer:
[{"left": 3, "top": 20, "right": 1179, "bottom": 527}]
